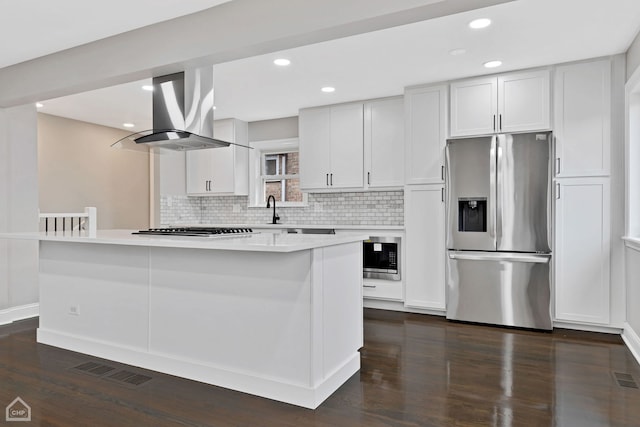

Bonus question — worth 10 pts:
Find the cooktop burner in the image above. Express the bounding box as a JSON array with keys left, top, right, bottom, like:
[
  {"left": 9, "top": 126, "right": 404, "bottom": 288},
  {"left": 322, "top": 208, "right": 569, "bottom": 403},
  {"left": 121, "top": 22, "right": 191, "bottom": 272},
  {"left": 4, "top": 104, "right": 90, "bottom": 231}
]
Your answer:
[{"left": 133, "top": 227, "right": 254, "bottom": 237}]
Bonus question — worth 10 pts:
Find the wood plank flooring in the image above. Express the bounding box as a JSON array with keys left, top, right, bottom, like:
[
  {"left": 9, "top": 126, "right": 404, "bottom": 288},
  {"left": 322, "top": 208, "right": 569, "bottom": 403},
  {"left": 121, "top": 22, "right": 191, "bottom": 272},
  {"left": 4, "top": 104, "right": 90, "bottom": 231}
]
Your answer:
[{"left": 1, "top": 309, "right": 639, "bottom": 426}]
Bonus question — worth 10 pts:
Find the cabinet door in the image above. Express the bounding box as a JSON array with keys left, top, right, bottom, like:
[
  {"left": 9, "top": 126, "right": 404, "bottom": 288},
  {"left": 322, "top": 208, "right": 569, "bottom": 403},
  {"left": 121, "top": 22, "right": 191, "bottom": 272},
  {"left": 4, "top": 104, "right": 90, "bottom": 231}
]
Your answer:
[
  {"left": 185, "top": 119, "right": 246, "bottom": 195},
  {"left": 498, "top": 70, "right": 550, "bottom": 133},
  {"left": 404, "top": 184, "right": 446, "bottom": 310},
  {"left": 450, "top": 77, "right": 497, "bottom": 137},
  {"left": 555, "top": 177, "right": 610, "bottom": 325},
  {"left": 299, "top": 107, "right": 331, "bottom": 190},
  {"left": 186, "top": 147, "right": 235, "bottom": 194},
  {"left": 186, "top": 149, "right": 214, "bottom": 194},
  {"left": 554, "top": 60, "right": 611, "bottom": 177},
  {"left": 365, "top": 97, "right": 404, "bottom": 188},
  {"left": 405, "top": 85, "right": 447, "bottom": 184},
  {"left": 330, "top": 103, "right": 364, "bottom": 188}
]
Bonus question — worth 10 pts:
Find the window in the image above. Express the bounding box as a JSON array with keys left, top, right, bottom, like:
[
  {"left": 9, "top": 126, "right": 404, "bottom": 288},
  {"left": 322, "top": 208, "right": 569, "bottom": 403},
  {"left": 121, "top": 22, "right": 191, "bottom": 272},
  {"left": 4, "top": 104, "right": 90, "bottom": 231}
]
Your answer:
[
  {"left": 249, "top": 138, "right": 307, "bottom": 207},
  {"left": 262, "top": 152, "right": 302, "bottom": 202}
]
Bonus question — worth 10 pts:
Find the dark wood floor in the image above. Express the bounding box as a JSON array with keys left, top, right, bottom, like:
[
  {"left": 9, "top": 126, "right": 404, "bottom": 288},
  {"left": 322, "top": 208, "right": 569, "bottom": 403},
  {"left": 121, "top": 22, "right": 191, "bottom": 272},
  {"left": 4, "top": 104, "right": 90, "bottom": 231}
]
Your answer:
[{"left": 1, "top": 309, "right": 640, "bottom": 426}]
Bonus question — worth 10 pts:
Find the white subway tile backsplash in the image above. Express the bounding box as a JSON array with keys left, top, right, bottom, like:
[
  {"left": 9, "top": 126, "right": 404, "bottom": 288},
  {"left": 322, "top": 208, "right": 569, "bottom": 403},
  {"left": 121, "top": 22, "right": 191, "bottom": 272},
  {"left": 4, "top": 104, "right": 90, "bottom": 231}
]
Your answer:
[{"left": 160, "top": 191, "right": 404, "bottom": 226}]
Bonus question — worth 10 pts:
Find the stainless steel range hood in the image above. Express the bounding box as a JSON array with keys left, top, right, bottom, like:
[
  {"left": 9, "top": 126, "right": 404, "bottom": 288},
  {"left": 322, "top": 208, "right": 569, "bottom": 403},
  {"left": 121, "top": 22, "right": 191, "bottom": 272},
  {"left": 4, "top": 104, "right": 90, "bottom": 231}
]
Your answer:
[{"left": 113, "top": 67, "right": 249, "bottom": 151}]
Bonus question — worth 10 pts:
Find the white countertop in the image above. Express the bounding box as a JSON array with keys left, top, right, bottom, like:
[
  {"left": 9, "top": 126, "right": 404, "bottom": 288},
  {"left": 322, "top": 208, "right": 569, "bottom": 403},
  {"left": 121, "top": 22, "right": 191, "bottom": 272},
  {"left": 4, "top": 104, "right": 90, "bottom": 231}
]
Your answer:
[
  {"left": 0, "top": 229, "right": 370, "bottom": 253},
  {"left": 181, "top": 223, "right": 404, "bottom": 231}
]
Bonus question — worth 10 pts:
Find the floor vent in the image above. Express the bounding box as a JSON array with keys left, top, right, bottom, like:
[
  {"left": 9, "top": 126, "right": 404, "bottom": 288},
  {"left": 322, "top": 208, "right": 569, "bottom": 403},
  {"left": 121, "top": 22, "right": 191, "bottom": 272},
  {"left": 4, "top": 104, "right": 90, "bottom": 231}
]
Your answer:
[
  {"left": 613, "top": 372, "right": 639, "bottom": 389},
  {"left": 72, "top": 362, "right": 116, "bottom": 377},
  {"left": 71, "top": 362, "right": 152, "bottom": 387},
  {"left": 106, "top": 370, "right": 153, "bottom": 387}
]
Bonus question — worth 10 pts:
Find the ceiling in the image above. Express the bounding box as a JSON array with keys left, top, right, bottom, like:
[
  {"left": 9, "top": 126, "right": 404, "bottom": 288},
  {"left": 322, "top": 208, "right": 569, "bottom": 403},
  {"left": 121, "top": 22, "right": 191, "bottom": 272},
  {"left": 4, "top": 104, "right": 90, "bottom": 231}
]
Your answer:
[
  {"left": 25, "top": 0, "right": 640, "bottom": 130},
  {"left": 0, "top": 0, "right": 231, "bottom": 69}
]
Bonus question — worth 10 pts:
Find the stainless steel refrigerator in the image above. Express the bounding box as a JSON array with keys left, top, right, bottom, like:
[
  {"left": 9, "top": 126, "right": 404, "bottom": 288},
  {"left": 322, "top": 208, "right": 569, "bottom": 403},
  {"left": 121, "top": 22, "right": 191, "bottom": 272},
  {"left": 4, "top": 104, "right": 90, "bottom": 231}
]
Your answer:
[{"left": 445, "top": 132, "right": 552, "bottom": 330}]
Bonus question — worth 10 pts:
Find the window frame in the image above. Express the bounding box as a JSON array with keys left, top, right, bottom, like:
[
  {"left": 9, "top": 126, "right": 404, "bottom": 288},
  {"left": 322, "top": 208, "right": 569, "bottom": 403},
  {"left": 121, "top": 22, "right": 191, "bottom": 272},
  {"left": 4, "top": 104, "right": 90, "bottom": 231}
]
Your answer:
[{"left": 248, "top": 138, "right": 307, "bottom": 208}]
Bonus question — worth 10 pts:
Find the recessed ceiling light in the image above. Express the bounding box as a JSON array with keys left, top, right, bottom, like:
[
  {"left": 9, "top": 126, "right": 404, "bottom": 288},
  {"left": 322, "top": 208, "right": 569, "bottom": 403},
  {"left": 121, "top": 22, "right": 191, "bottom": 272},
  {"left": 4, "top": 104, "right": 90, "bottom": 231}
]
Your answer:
[
  {"left": 35, "top": 102, "right": 43, "bottom": 108},
  {"left": 469, "top": 18, "right": 491, "bottom": 29},
  {"left": 123, "top": 123, "right": 135, "bottom": 128},
  {"left": 142, "top": 85, "right": 153, "bottom": 91},
  {"left": 321, "top": 86, "right": 335, "bottom": 93},
  {"left": 484, "top": 60, "right": 503, "bottom": 68},
  {"left": 273, "top": 58, "right": 291, "bottom": 66},
  {"left": 213, "top": 106, "right": 217, "bottom": 110},
  {"left": 449, "top": 48, "right": 467, "bottom": 56}
]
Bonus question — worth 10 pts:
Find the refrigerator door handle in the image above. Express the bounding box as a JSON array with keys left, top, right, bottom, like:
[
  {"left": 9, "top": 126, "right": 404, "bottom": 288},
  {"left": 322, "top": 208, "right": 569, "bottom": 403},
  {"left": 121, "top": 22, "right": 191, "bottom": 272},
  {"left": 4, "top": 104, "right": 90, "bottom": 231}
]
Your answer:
[
  {"left": 489, "top": 136, "right": 497, "bottom": 245},
  {"left": 448, "top": 251, "right": 551, "bottom": 264}
]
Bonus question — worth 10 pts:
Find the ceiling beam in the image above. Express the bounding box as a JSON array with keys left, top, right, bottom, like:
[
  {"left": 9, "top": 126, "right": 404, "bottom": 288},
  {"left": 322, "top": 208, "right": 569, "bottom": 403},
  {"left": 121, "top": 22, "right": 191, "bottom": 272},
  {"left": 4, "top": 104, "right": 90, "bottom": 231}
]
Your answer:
[{"left": 0, "top": 0, "right": 514, "bottom": 107}]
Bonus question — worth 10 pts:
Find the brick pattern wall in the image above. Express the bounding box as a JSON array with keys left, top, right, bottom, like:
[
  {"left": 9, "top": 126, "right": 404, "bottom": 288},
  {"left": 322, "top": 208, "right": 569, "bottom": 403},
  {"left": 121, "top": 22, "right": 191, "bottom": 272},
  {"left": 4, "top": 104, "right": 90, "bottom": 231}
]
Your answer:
[{"left": 160, "top": 191, "right": 404, "bottom": 226}]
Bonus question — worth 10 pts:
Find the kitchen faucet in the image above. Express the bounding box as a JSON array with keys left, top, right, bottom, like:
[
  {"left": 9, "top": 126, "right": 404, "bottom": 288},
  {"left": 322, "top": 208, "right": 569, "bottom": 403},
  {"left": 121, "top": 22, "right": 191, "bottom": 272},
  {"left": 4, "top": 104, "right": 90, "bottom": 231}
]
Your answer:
[{"left": 266, "top": 195, "right": 280, "bottom": 224}]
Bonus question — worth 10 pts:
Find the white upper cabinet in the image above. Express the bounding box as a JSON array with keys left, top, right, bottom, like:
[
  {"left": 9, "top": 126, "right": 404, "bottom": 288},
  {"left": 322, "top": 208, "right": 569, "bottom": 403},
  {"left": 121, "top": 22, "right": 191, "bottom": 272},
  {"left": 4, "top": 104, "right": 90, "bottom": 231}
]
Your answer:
[
  {"left": 298, "top": 107, "right": 331, "bottom": 190},
  {"left": 404, "top": 85, "right": 447, "bottom": 184},
  {"left": 554, "top": 59, "right": 611, "bottom": 177},
  {"left": 364, "top": 97, "right": 404, "bottom": 188},
  {"left": 450, "top": 77, "right": 497, "bottom": 137},
  {"left": 450, "top": 69, "right": 550, "bottom": 137},
  {"left": 299, "top": 103, "right": 364, "bottom": 191},
  {"left": 186, "top": 119, "right": 249, "bottom": 196}
]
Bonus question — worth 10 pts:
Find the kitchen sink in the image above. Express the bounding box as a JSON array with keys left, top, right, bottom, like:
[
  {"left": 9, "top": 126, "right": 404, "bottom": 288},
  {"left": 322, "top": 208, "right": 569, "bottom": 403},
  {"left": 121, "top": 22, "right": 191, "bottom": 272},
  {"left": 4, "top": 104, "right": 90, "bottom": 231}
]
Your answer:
[{"left": 286, "top": 228, "right": 336, "bottom": 234}]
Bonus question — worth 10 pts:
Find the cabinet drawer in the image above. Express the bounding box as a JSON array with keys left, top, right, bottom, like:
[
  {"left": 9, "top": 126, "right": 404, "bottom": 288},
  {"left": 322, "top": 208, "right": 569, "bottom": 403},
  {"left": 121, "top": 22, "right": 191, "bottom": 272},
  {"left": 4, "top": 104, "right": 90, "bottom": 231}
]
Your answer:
[{"left": 363, "top": 279, "right": 403, "bottom": 301}]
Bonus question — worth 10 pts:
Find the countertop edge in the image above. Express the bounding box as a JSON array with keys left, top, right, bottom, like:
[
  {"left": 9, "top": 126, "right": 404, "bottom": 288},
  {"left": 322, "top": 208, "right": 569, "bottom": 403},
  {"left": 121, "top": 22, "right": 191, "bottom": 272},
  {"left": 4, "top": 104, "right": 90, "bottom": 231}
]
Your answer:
[{"left": 0, "top": 230, "right": 370, "bottom": 253}]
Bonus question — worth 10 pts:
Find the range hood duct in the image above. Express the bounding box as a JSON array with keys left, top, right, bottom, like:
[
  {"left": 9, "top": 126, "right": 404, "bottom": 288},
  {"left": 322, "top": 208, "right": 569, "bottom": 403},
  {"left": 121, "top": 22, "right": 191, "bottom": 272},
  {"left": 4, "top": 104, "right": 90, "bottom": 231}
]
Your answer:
[{"left": 113, "top": 67, "right": 249, "bottom": 151}]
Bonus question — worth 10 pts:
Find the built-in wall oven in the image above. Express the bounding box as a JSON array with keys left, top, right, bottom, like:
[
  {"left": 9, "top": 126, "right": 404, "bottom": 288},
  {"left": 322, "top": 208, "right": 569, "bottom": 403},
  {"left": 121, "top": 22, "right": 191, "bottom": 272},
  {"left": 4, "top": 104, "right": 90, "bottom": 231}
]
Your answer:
[{"left": 363, "top": 236, "right": 401, "bottom": 281}]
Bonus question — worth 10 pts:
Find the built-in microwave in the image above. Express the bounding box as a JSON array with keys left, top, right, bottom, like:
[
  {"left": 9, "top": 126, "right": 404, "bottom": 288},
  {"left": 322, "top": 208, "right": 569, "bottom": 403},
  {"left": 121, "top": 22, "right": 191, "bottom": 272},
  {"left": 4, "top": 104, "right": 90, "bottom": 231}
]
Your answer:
[{"left": 363, "top": 236, "right": 401, "bottom": 281}]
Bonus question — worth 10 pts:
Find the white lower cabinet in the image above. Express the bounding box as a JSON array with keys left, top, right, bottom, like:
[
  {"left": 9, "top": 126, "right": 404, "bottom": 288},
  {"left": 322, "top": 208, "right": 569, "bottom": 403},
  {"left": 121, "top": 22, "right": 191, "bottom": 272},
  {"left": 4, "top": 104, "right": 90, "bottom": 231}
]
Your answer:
[
  {"left": 363, "top": 279, "right": 403, "bottom": 301},
  {"left": 404, "top": 184, "right": 446, "bottom": 310},
  {"left": 554, "top": 177, "right": 611, "bottom": 325}
]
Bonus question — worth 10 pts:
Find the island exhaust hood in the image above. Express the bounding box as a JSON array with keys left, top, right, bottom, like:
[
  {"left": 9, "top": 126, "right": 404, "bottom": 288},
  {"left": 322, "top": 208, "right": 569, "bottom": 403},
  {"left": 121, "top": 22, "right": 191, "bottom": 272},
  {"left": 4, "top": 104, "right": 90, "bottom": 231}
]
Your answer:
[{"left": 113, "top": 67, "right": 249, "bottom": 152}]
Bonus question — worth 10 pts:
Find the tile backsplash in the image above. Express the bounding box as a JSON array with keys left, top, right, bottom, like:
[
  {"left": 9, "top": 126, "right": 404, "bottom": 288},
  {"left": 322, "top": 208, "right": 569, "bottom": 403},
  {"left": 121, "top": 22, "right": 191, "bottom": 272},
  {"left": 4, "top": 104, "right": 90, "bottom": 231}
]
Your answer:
[{"left": 160, "top": 191, "right": 404, "bottom": 226}]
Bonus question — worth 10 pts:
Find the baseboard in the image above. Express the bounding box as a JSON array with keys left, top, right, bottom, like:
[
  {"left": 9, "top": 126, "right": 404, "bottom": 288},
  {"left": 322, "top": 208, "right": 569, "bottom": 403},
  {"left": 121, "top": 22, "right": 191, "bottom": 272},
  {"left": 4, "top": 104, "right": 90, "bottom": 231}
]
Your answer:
[
  {"left": 0, "top": 303, "right": 39, "bottom": 326},
  {"left": 364, "top": 298, "right": 446, "bottom": 317},
  {"left": 37, "top": 328, "right": 359, "bottom": 409},
  {"left": 552, "top": 321, "right": 623, "bottom": 334},
  {"left": 622, "top": 323, "right": 640, "bottom": 367}
]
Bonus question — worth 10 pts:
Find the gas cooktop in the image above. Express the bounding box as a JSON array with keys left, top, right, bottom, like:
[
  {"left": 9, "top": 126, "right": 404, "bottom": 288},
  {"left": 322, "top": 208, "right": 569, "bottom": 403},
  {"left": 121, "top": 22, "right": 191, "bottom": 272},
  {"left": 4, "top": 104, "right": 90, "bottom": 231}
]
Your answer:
[{"left": 133, "top": 227, "right": 254, "bottom": 237}]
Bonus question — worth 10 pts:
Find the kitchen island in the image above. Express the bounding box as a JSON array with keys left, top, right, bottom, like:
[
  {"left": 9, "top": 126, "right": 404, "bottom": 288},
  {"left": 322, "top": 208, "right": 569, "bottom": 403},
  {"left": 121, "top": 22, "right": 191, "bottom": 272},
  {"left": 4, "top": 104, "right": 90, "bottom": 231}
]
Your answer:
[{"left": 5, "top": 229, "right": 367, "bottom": 409}]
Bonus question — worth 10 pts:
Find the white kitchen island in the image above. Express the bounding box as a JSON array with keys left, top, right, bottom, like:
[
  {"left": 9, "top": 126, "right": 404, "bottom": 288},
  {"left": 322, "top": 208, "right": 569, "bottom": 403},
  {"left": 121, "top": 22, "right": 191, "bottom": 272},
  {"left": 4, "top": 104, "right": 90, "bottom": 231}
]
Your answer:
[{"left": 10, "top": 230, "right": 366, "bottom": 409}]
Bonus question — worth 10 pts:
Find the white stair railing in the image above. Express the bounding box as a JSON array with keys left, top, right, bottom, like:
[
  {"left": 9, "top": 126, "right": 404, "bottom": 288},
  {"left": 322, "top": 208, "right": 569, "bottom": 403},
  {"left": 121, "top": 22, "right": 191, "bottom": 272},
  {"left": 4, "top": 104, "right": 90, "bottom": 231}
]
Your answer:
[{"left": 39, "top": 207, "right": 97, "bottom": 237}]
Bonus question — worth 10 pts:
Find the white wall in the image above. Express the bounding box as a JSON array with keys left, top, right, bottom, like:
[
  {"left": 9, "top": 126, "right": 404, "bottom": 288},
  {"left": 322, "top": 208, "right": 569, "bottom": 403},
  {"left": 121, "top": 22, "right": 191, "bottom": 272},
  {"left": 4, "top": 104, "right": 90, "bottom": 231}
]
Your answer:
[
  {"left": 626, "top": 30, "right": 640, "bottom": 80},
  {"left": 0, "top": 105, "right": 39, "bottom": 322},
  {"left": 249, "top": 116, "right": 298, "bottom": 142},
  {"left": 625, "top": 38, "right": 640, "bottom": 352},
  {"left": 624, "top": 244, "right": 640, "bottom": 359}
]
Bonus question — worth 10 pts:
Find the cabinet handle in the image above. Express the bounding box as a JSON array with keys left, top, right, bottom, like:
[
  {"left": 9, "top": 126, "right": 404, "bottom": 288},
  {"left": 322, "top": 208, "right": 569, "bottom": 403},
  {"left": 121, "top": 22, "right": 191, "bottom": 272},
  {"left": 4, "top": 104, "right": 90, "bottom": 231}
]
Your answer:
[
  {"left": 326, "top": 174, "right": 329, "bottom": 186},
  {"left": 441, "top": 188, "right": 445, "bottom": 202},
  {"left": 499, "top": 114, "right": 502, "bottom": 131},
  {"left": 363, "top": 284, "right": 377, "bottom": 289},
  {"left": 330, "top": 173, "right": 333, "bottom": 186},
  {"left": 493, "top": 114, "right": 496, "bottom": 131},
  {"left": 367, "top": 172, "right": 370, "bottom": 185},
  {"left": 556, "top": 183, "right": 560, "bottom": 199},
  {"left": 441, "top": 165, "right": 444, "bottom": 181},
  {"left": 555, "top": 158, "right": 561, "bottom": 175}
]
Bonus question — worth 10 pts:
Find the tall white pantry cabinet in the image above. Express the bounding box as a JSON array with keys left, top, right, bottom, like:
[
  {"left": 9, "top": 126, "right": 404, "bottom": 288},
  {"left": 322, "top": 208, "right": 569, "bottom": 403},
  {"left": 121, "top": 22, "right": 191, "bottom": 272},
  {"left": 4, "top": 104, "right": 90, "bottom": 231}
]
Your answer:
[
  {"left": 403, "top": 85, "right": 447, "bottom": 311},
  {"left": 553, "top": 59, "right": 613, "bottom": 327}
]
